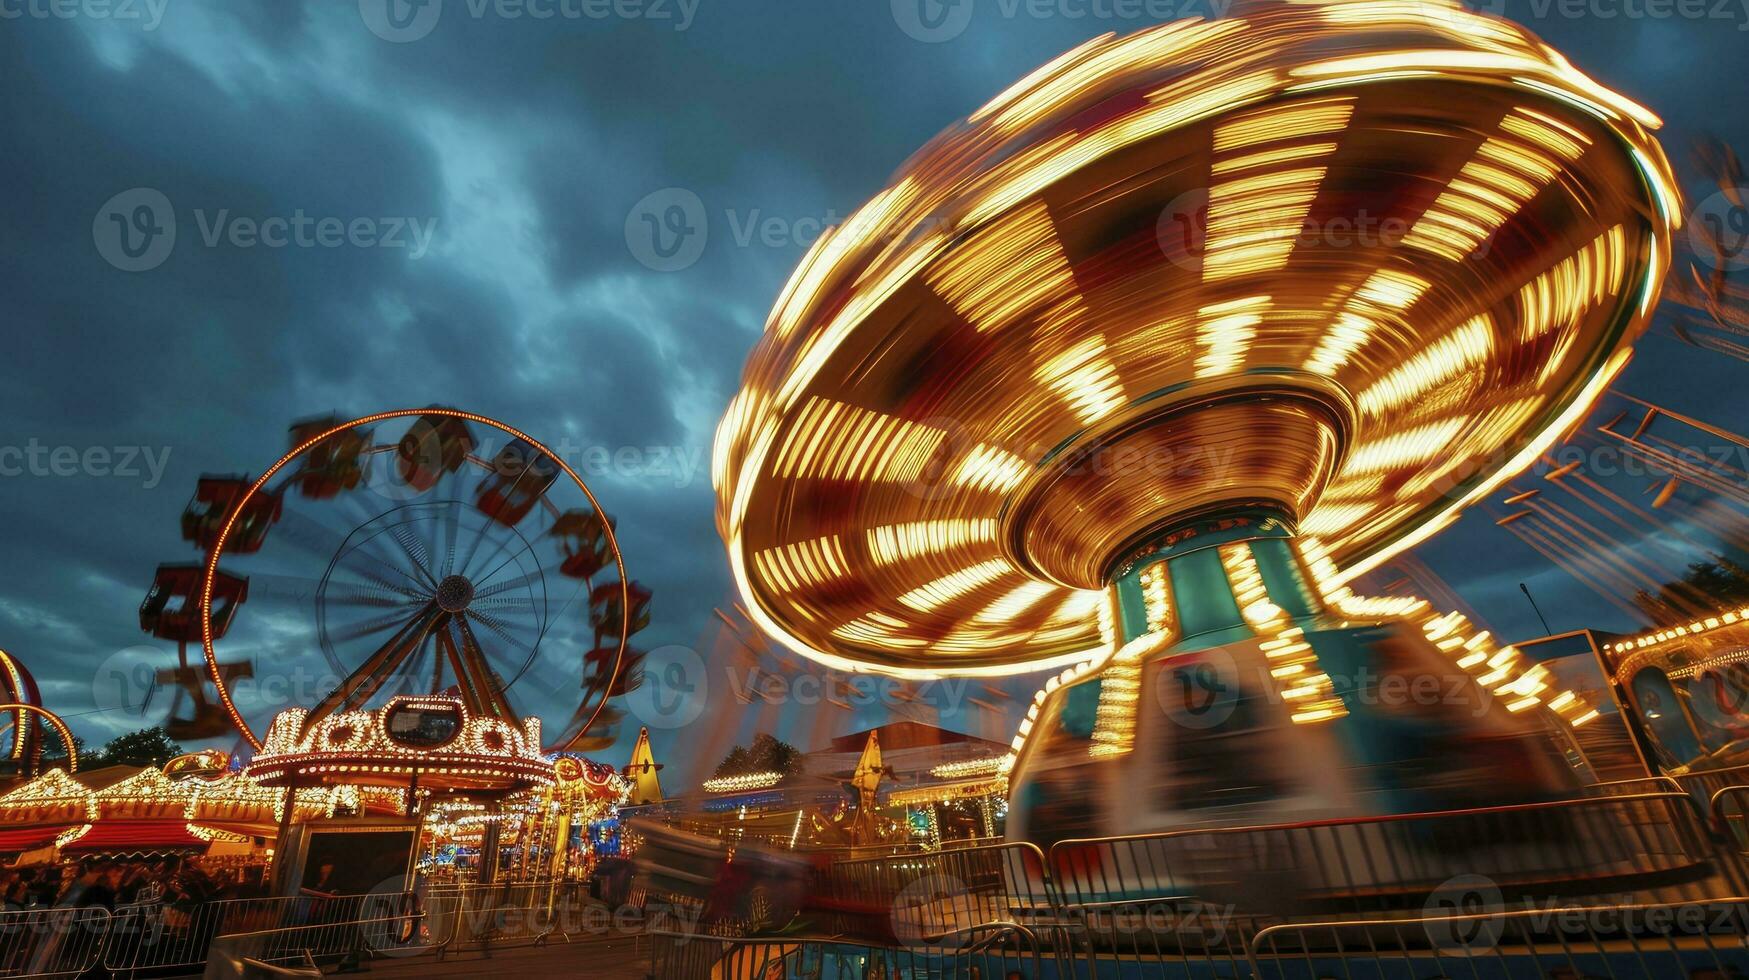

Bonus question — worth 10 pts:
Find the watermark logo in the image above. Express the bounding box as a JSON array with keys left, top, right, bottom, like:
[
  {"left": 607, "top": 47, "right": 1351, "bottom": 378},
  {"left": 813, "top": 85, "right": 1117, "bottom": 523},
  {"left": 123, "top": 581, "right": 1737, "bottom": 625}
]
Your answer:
[
  {"left": 359, "top": 0, "right": 443, "bottom": 42},
  {"left": 895, "top": 0, "right": 1240, "bottom": 42},
  {"left": 892, "top": 0, "right": 974, "bottom": 41},
  {"left": 1691, "top": 186, "right": 1749, "bottom": 272},
  {"left": 94, "top": 188, "right": 176, "bottom": 273},
  {"left": 0, "top": 440, "right": 173, "bottom": 488},
  {"left": 94, "top": 189, "right": 438, "bottom": 271},
  {"left": 92, "top": 645, "right": 168, "bottom": 719},
  {"left": 1154, "top": 648, "right": 1240, "bottom": 729},
  {"left": 904, "top": 416, "right": 985, "bottom": 503},
  {"left": 1156, "top": 188, "right": 1208, "bottom": 272},
  {"left": 1156, "top": 186, "right": 1443, "bottom": 273},
  {"left": 362, "top": 0, "right": 698, "bottom": 39},
  {"left": 623, "top": 644, "right": 707, "bottom": 728},
  {"left": 626, "top": 188, "right": 708, "bottom": 272},
  {"left": 1422, "top": 873, "right": 1505, "bottom": 953},
  {"left": 0, "top": 0, "right": 170, "bottom": 30}
]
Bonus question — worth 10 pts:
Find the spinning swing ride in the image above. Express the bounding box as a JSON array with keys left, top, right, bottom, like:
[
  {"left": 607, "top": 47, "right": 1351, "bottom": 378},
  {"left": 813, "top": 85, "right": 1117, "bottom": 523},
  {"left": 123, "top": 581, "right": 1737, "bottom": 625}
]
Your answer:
[
  {"left": 712, "top": 0, "right": 1681, "bottom": 842},
  {"left": 140, "top": 408, "right": 650, "bottom": 795}
]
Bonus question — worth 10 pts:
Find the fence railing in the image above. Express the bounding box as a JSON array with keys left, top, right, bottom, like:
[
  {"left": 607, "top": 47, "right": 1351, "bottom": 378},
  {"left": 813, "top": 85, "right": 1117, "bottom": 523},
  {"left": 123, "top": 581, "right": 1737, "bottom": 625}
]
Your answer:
[
  {"left": 1046, "top": 791, "right": 1738, "bottom": 931},
  {"left": 101, "top": 891, "right": 411, "bottom": 976},
  {"left": 637, "top": 791, "right": 1749, "bottom": 970},
  {"left": 1584, "top": 774, "right": 1685, "bottom": 797},
  {"left": 817, "top": 842, "right": 1052, "bottom": 944},
  {"left": 1673, "top": 760, "right": 1749, "bottom": 809},
  {"left": 0, "top": 879, "right": 627, "bottom": 979},
  {"left": 1249, "top": 898, "right": 1749, "bottom": 980},
  {"left": 0, "top": 907, "right": 111, "bottom": 980},
  {"left": 202, "top": 914, "right": 430, "bottom": 980},
  {"left": 652, "top": 897, "right": 1749, "bottom": 980},
  {"left": 649, "top": 922, "right": 1045, "bottom": 980}
]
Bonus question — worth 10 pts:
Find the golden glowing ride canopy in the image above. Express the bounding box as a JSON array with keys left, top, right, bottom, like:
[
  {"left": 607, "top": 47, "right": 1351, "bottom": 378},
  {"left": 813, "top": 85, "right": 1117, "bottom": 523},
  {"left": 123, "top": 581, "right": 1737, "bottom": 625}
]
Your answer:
[{"left": 714, "top": 0, "right": 1677, "bottom": 677}]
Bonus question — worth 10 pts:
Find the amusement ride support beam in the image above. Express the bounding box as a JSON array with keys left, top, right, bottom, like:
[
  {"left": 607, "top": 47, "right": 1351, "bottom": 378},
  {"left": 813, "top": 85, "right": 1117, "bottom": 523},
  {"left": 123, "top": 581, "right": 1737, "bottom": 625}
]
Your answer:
[
  {"left": 455, "top": 614, "right": 518, "bottom": 724},
  {"left": 301, "top": 600, "right": 444, "bottom": 736},
  {"left": 432, "top": 618, "right": 483, "bottom": 716}
]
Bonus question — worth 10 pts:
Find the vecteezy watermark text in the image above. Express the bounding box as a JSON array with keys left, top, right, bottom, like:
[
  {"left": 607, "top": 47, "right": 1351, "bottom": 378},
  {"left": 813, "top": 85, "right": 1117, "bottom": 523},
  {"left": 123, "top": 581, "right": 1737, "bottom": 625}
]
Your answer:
[
  {"left": 891, "top": 0, "right": 1233, "bottom": 43},
  {"left": 93, "top": 188, "right": 438, "bottom": 272},
  {"left": 358, "top": 0, "right": 697, "bottom": 43},
  {"left": 0, "top": 440, "right": 171, "bottom": 488},
  {"left": 623, "top": 187, "right": 952, "bottom": 272},
  {"left": 0, "top": 0, "right": 168, "bottom": 29}
]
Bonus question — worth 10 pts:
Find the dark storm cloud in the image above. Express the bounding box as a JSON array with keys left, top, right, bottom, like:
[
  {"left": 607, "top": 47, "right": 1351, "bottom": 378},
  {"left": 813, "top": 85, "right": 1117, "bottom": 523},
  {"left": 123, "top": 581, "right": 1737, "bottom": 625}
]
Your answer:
[{"left": 0, "top": 0, "right": 1743, "bottom": 765}]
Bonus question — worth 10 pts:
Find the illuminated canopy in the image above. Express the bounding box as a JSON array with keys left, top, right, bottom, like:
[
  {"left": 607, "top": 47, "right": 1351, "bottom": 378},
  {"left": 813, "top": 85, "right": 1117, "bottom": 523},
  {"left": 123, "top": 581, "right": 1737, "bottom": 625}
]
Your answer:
[{"left": 715, "top": 1, "right": 1678, "bottom": 677}]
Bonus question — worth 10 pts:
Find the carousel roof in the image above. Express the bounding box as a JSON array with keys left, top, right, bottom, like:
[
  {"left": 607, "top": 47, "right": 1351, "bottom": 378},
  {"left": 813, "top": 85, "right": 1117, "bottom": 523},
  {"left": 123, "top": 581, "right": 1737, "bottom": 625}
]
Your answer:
[{"left": 61, "top": 819, "right": 205, "bottom": 856}]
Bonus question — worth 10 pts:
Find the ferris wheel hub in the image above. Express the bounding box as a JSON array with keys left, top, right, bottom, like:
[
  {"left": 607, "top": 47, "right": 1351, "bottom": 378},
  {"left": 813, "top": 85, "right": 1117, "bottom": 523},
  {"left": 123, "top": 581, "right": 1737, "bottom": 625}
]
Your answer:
[{"left": 435, "top": 574, "right": 476, "bottom": 613}]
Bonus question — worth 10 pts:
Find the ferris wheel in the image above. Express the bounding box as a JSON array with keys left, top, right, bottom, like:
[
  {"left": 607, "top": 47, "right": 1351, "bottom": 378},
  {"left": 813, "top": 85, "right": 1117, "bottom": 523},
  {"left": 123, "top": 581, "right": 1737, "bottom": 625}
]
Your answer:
[{"left": 141, "top": 408, "right": 650, "bottom": 753}]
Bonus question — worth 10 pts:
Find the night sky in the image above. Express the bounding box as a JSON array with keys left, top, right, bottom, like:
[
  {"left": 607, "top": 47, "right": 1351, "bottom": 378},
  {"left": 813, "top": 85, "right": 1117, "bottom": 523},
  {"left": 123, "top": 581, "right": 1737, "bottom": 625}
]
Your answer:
[{"left": 2, "top": 0, "right": 1745, "bottom": 776}]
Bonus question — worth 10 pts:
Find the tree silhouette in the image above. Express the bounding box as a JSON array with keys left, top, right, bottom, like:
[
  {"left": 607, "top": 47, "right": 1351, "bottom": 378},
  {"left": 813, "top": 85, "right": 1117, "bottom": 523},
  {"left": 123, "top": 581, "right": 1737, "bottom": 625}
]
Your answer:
[
  {"left": 712, "top": 732, "right": 800, "bottom": 778},
  {"left": 95, "top": 726, "right": 185, "bottom": 769}
]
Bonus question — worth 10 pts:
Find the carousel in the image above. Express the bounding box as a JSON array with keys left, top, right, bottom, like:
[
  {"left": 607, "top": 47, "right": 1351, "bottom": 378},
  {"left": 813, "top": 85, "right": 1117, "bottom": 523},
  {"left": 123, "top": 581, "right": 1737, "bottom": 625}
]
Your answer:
[
  {"left": 711, "top": 0, "right": 1677, "bottom": 856},
  {"left": 0, "top": 750, "right": 364, "bottom": 868}
]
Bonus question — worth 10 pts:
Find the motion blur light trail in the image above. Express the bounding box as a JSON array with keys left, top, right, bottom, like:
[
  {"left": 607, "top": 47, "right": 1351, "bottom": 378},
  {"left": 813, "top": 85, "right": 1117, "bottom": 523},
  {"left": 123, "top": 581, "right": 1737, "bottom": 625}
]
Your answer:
[
  {"left": 715, "top": 0, "right": 1676, "bottom": 679},
  {"left": 712, "top": 0, "right": 1679, "bottom": 838}
]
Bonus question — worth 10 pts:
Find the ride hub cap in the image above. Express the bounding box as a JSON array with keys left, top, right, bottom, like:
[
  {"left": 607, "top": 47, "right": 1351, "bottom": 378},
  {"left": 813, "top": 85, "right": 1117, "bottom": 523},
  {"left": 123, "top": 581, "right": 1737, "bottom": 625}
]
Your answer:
[
  {"left": 436, "top": 574, "right": 476, "bottom": 613},
  {"left": 714, "top": 0, "right": 1677, "bottom": 678}
]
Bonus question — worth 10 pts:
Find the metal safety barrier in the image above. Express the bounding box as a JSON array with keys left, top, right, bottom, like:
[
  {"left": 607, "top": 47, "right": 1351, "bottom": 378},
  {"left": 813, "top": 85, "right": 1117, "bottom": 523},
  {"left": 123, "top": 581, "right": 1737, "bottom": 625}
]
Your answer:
[
  {"left": 0, "top": 907, "right": 111, "bottom": 980},
  {"left": 653, "top": 897, "right": 1749, "bottom": 980},
  {"left": 1713, "top": 783, "right": 1749, "bottom": 852},
  {"left": 1046, "top": 790, "right": 1742, "bottom": 939},
  {"left": 102, "top": 892, "right": 408, "bottom": 976},
  {"left": 1249, "top": 897, "right": 1749, "bottom": 980},
  {"left": 1584, "top": 774, "right": 1685, "bottom": 797},
  {"left": 1673, "top": 761, "right": 1749, "bottom": 811},
  {"left": 652, "top": 793, "right": 1749, "bottom": 979},
  {"left": 202, "top": 913, "right": 432, "bottom": 980},
  {"left": 820, "top": 841, "right": 1053, "bottom": 943},
  {"left": 426, "top": 880, "right": 660, "bottom": 955},
  {"left": 650, "top": 922, "right": 1046, "bottom": 980}
]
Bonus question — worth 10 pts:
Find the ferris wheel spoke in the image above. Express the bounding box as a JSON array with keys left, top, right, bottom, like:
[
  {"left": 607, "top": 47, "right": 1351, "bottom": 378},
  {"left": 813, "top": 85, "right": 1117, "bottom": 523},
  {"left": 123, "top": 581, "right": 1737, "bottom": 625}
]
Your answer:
[
  {"left": 418, "top": 492, "right": 446, "bottom": 582},
  {"left": 242, "top": 574, "right": 331, "bottom": 606},
  {"left": 458, "top": 454, "right": 544, "bottom": 573},
  {"left": 462, "top": 522, "right": 537, "bottom": 585},
  {"left": 330, "top": 548, "right": 435, "bottom": 602},
  {"left": 387, "top": 522, "right": 438, "bottom": 588},
  {"left": 301, "top": 601, "right": 443, "bottom": 736},
  {"left": 326, "top": 608, "right": 426, "bottom": 646},
  {"left": 325, "top": 572, "right": 429, "bottom": 604},
  {"left": 473, "top": 566, "right": 548, "bottom": 601},
  {"left": 471, "top": 546, "right": 542, "bottom": 595},
  {"left": 322, "top": 585, "right": 428, "bottom": 611},
  {"left": 280, "top": 507, "right": 424, "bottom": 594},
  {"left": 336, "top": 498, "right": 440, "bottom": 591},
  {"left": 437, "top": 497, "right": 463, "bottom": 578},
  {"left": 461, "top": 608, "right": 538, "bottom": 671}
]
